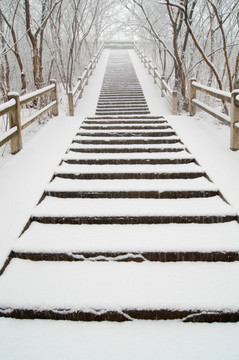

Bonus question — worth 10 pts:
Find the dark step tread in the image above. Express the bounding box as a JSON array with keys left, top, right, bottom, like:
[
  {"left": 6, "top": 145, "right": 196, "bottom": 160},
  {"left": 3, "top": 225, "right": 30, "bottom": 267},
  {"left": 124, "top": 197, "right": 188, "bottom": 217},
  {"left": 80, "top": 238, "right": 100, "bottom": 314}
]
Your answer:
[
  {"left": 80, "top": 126, "right": 172, "bottom": 130},
  {"left": 76, "top": 131, "right": 175, "bottom": 137},
  {"left": 95, "top": 112, "right": 151, "bottom": 116},
  {"left": 44, "top": 190, "right": 219, "bottom": 199},
  {"left": 68, "top": 148, "right": 184, "bottom": 153},
  {"left": 72, "top": 139, "right": 181, "bottom": 145},
  {"left": 10, "top": 250, "right": 239, "bottom": 262},
  {"left": 55, "top": 172, "right": 205, "bottom": 180},
  {"left": 31, "top": 215, "right": 236, "bottom": 225},
  {"left": 0, "top": 307, "right": 238, "bottom": 322},
  {"left": 62, "top": 159, "right": 195, "bottom": 165}
]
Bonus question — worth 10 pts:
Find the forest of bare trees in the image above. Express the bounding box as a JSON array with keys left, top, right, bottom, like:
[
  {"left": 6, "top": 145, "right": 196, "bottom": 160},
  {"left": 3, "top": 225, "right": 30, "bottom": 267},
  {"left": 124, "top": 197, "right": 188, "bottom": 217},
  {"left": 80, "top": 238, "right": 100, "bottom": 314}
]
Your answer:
[
  {"left": 0, "top": 0, "right": 118, "bottom": 101},
  {"left": 123, "top": 0, "right": 238, "bottom": 111},
  {"left": 0, "top": 0, "right": 238, "bottom": 113}
]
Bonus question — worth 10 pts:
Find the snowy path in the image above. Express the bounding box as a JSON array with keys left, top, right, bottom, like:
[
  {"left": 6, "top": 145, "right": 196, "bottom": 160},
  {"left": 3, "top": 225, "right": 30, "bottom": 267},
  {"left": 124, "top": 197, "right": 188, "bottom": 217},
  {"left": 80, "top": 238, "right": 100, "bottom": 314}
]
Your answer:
[{"left": 0, "top": 48, "right": 239, "bottom": 358}]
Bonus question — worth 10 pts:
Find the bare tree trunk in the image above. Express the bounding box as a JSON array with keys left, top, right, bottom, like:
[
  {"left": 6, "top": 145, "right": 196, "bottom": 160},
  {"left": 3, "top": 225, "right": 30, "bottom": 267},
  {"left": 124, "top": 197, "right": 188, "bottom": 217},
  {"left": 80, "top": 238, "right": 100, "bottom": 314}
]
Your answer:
[{"left": 0, "top": 6, "right": 26, "bottom": 94}]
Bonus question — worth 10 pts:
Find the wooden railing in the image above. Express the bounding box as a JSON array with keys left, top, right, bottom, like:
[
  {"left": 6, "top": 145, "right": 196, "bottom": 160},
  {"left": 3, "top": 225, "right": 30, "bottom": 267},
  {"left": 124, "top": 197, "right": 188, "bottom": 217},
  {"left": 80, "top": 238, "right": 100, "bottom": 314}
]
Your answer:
[
  {"left": 134, "top": 44, "right": 178, "bottom": 115},
  {"left": 68, "top": 45, "right": 104, "bottom": 116},
  {"left": 189, "top": 79, "right": 239, "bottom": 150},
  {"left": 0, "top": 80, "right": 58, "bottom": 154}
]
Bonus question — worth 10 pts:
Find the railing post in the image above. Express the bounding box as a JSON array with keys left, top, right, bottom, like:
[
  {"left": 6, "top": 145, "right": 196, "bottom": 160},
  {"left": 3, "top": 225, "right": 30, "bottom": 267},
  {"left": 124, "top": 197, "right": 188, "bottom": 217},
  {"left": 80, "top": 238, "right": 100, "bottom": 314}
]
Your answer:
[
  {"left": 140, "top": 52, "right": 143, "bottom": 63},
  {"left": 172, "top": 91, "right": 178, "bottom": 115},
  {"left": 68, "top": 91, "right": 74, "bottom": 116},
  {"left": 144, "top": 56, "right": 147, "bottom": 68},
  {"left": 85, "top": 67, "right": 89, "bottom": 85},
  {"left": 8, "top": 92, "right": 22, "bottom": 154},
  {"left": 148, "top": 60, "right": 151, "bottom": 74},
  {"left": 153, "top": 67, "right": 157, "bottom": 84},
  {"left": 50, "top": 79, "right": 59, "bottom": 116},
  {"left": 230, "top": 90, "right": 239, "bottom": 151},
  {"left": 189, "top": 78, "right": 197, "bottom": 116},
  {"left": 161, "top": 76, "right": 165, "bottom": 97},
  {"left": 89, "top": 61, "right": 93, "bottom": 76},
  {"left": 78, "top": 77, "right": 83, "bottom": 99}
]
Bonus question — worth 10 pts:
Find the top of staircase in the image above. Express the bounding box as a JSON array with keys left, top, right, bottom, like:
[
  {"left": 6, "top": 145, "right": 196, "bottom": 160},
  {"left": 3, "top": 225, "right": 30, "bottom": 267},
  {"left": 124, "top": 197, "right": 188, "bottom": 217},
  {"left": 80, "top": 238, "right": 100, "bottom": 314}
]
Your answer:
[{"left": 104, "top": 41, "right": 135, "bottom": 49}]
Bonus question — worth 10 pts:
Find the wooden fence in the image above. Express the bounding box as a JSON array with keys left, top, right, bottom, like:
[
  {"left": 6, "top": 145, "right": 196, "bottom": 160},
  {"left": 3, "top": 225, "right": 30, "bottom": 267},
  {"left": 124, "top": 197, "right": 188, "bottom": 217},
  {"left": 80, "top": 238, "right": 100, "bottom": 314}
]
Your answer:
[
  {"left": 134, "top": 44, "right": 239, "bottom": 151},
  {"left": 134, "top": 44, "right": 178, "bottom": 115},
  {"left": 0, "top": 80, "right": 58, "bottom": 154},
  {"left": 68, "top": 45, "right": 104, "bottom": 116},
  {"left": 189, "top": 79, "right": 239, "bottom": 151}
]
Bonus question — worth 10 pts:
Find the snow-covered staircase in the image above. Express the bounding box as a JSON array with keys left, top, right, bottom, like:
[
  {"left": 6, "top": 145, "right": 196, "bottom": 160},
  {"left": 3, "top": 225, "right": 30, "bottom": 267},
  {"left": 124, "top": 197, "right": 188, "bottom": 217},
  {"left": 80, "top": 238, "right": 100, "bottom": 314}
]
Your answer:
[
  {"left": 0, "top": 49, "right": 239, "bottom": 322},
  {"left": 95, "top": 51, "right": 150, "bottom": 115},
  {"left": 0, "top": 115, "right": 239, "bottom": 322}
]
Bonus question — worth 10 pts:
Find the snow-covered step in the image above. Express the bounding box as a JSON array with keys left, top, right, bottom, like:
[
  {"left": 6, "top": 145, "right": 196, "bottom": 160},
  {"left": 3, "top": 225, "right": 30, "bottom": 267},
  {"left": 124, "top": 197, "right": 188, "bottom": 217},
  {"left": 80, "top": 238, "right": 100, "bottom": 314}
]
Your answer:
[
  {"left": 69, "top": 143, "right": 185, "bottom": 153},
  {"left": 77, "top": 132, "right": 175, "bottom": 138},
  {"left": 64, "top": 150, "right": 193, "bottom": 160},
  {"left": 73, "top": 135, "right": 180, "bottom": 144},
  {"left": 45, "top": 177, "right": 218, "bottom": 193},
  {"left": 31, "top": 196, "right": 237, "bottom": 224},
  {"left": 80, "top": 125, "right": 171, "bottom": 130},
  {"left": 44, "top": 190, "right": 218, "bottom": 200},
  {"left": 95, "top": 111, "right": 151, "bottom": 116},
  {"left": 98, "top": 95, "right": 146, "bottom": 99},
  {"left": 96, "top": 106, "right": 149, "bottom": 110},
  {"left": 12, "top": 222, "right": 239, "bottom": 259},
  {"left": 99, "top": 93, "right": 145, "bottom": 97},
  {"left": 0, "top": 259, "right": 239, "bottom": 321},
  {"left": 69, "top": 146, "right": 185, "bottom": 153},
  {"left": 62, "top": 156, "right": 195, "bottom": 166},
  {"left": 96, "top": 108, "right": 150, "bottom": 113},
  {"left": 55, "top": 163, "right": 205, "bottom": 180},
  {"left": 78, "top": 128, "right": 174, "bottom": 136},
  {"left": 83, "top": 119, "right": 165, "bottom": 124}
]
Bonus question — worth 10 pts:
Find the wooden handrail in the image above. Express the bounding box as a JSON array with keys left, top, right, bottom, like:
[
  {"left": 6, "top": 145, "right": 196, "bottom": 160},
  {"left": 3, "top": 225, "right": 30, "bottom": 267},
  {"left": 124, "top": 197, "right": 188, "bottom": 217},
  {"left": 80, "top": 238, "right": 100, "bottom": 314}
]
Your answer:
[
  {"left": 0, "top": 79, "right": 58, "bottom": 154},
  {"left": 134, "top": 43, "right": 178, "bottom": 115},
  {"left": 68, "top": 44, "right": 104, "bottom": 116},
  {"left": 189, "top": 78, "right": 239, "bottom": 150}
]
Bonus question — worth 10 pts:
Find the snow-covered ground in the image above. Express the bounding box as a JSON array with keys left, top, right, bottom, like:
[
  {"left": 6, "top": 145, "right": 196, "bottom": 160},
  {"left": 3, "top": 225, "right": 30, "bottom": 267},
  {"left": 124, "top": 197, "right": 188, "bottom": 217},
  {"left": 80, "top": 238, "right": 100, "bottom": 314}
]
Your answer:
[{"left": 0, "top": 48, "right": 239, "bottom": 359}]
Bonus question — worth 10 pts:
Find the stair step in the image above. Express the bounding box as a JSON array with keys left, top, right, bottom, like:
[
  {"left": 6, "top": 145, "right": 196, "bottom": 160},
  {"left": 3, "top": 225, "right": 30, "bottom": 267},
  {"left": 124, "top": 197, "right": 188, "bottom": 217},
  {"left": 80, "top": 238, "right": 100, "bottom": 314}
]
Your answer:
[
  {"left": 98, "top": 96, "right": 146, "bottom": 99},
  {"left": 62, "top": 159, "right": 195, "bottom": 165},
  {"left": 96, "top": 105, "right": 148, "bottom": 109},
  {"left": 86, "top": 116, "right": 164, "bottom": 120},
  {"left": 96, "top": 106, "right": 149, "bottom": 111},
  {"left": 12, "top": 222, "right": 239, "bottom": 261},
  {"left": 76, "top": 131, "right": 176, "bottom": 137},
  {"left": 83, "top": 120, "right": 166, "bottom": 124},
  {"left": 64, "top": 150, "right": 192, "bottom": 159},
  {"left": 80, "top": 125, "right": 171, "bottom": 130},
  {"left": 1, "top": 259, "right": 239, "bottom": 321},
  {"left": 69, "top": 142, "right": 185, "bottom": 152},
  {"left": 10, "top": 250, "right": 239, "bottom": 263},
  {"left": 55, "top": 163, "right": 205, "bottom": 179},
  {"left": 45, "top": 177, "right": 218, "bottom": 196},
  {"left": 31, "top": 197, "right": 237, "bottom": 224},
  {"left": 44, "top": 190, "right": 218, "bottom": 199},
  {"left": 68, "top": 147, "right": 185, "bottom": 153},
  {"left": 95, "top": 111, "right": 151, "bottom": 116},
  {"left": 57, "top": 163, "right": 201, "bottom": 171},
  {"left": 73, "top": 138, "right": 180, "bottom": 145},
  {"left": 97, "top": 102, "right": 149, "bottom": 106}
]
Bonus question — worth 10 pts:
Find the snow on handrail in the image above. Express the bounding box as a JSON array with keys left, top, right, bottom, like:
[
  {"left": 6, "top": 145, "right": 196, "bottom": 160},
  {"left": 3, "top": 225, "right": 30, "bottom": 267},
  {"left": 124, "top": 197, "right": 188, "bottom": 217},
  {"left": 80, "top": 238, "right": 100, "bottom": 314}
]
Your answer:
[
  {"left": 0, "top": 80, "right": 58, "bottom": 154},
  {"left": 134, "top": 43, "right": 177, "bottom": 115},
  {"left": 192, "top": 81, "right": 231, "bottom": 103},
  {"left": 21, "top": 100, "right": 57, "bottom": 130},
  {"left": 0, "top": 126, "right": 18, "bottom": 148},
  {"left": 68, "top": 44, "right": 104, "bottom": 116},
  {"left": 0, "top": 98, "right": 16, "bottom": 116},
  {"left": 189, "top": 79, "right": 239, "bottom": 150},
  {"left": 20, "top": 84, "right": 55, "bottom": 106},
  {"left": 192, "top": 99, "right": 230, "bottom": 125}
]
